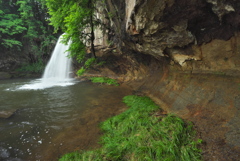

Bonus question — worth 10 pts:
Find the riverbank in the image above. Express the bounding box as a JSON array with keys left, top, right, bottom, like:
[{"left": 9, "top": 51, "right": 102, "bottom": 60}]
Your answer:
[
  {"left": 59, "top": 95, "right": 202, "bottom": 161},
  {"left": 77, "top": 48, "right": 240, "bottom": 161},
  {"left": 0, "top": 71, "right": 41, "bottom": 80},
  {"left": 2, "top": 47, "right": 240, "bottom": 160}
]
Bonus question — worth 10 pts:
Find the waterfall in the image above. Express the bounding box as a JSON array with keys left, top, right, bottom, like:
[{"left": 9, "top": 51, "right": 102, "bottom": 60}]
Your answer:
[
  {"left": 18, "top": 34, "right": 75, "bottom": 90},
  {"left": 42, "top": 34, "right": 72, "bottom": 82}
]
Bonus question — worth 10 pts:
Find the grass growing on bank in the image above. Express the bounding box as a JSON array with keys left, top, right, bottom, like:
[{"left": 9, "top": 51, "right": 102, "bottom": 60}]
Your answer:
[
  {"left": 59, "top": 95, "right": 202, "bottom": 161},
  {"left": 90, "top": 77, "right": 119, "bottom": 86}
]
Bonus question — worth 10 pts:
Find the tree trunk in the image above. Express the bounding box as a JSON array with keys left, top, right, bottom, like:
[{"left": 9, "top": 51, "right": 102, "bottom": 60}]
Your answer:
[{"left": 89, "top": 0, "right": 96, "bottom": 58}]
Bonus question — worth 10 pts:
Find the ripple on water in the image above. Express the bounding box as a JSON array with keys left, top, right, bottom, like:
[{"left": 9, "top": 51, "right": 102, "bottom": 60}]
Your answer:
[{"left": 0, "top": 79, "right": 132, "bottom": 160}]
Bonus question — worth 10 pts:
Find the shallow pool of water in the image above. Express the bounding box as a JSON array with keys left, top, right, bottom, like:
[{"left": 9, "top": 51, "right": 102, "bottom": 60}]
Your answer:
[{"left": 0, "top": 79, "right": 131, "bottom": 161}]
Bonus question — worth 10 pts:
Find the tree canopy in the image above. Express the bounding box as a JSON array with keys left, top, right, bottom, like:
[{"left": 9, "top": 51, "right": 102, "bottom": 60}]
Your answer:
[
  {"left": 0, "top": 0, "right": 58, "bottom": 73},
  {"left": 0, "top": 0, "right": 55, "bottom": 51},
  {"left": 0, "top": 0, "right": 26, "bottom": 50},
  {"left": 0, "top": 0, "right": 101, "bottom": 74},
  {"left": 46, "top": 0, "right": 98, "bottom": 62}
]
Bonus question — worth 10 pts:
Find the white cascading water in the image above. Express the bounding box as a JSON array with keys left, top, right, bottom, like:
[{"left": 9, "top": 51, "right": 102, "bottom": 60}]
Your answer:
[
  {"left": 18, "top": 34, "right": 75, "bottom": 90},
  {"left": 42, "top": 35, "right": 72, "bottom": 82}
]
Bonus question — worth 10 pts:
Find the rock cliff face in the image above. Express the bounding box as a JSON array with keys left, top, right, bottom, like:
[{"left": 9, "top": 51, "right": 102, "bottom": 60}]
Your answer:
[
  {"left": 91, "top": 0, "right": 240, "bottom": 160},
  {"left": 102, "top": 0, "right": 240, "bottom": 74}
]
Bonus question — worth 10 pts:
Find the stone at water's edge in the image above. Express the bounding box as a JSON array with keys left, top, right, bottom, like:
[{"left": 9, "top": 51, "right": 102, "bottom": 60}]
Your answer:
[{"left": 0, "top": 109, "right": 17, "bottom": 118}]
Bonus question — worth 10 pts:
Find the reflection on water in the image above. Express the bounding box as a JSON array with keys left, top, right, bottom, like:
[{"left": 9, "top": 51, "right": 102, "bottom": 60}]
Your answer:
[{"left": 0, "top": 79, "right": 131, "bottom": 161}]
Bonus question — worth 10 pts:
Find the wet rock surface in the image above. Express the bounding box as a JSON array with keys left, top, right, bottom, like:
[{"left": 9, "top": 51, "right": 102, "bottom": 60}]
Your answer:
[{"left": 0, "top": 109, "right": 17, "bottom": 119}]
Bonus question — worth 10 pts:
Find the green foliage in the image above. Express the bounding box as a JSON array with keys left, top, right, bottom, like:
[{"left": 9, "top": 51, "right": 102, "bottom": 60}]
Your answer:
[
  {"left": 16, "top": 0, "right": 57, "bottom": 58},
  {"left": 76, "top": 67, "right": 86, "bottom": 76},
  {"left": 97, "top": 61, "right": 106, "bottom": 66},
  {"left": 0, "top": 1, "right": 26, "bottom": 50},
  {"left": 90, "top": 77, "right": 119, "bottom": 86},
  {"left": 76, "top": 57, "right": 96, "bottom": 76},
  {"left": 59, "top": 150, "right": 101, "bottom": 161},
  {"left": 16, "top": 61, "right": 45, "bottom": 73},
  {"left": 0, "top": 14, "right": 26, "bottom": 35},
  {"left": 0, "top": 0, "right": 55, "bottom": 51},
  {"left": 2, "top": 39, "right": 23, "bottom": 49},
  {"left": 40, "top": 35, "right": 58, "bottom": 55},
  {"left": 46, "top": 0, "right": 100, "bottom": 65},
  {"left": 85, "top": 57, "right": 96, "bottom": 68},
  {"left": 213, "top": 71, "right": 226, "bottom": 76},
  {"left": 16, "top": 0, "right": 50, "bottom": 39},
  {"left": 0, "top": 0, "right": 57, "bottom": 74},
  {"left": 59, "top": 95, "right": 202, "bottom": 161}
]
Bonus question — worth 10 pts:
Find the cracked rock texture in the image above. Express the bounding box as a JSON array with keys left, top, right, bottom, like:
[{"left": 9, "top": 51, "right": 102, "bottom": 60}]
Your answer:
[{"left": 103, "top": 0, "right": 240, "bottom": 73}]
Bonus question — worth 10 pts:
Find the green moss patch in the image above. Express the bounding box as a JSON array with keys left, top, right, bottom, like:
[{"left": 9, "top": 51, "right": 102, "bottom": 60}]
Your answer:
[
  {"left": 90, "top": 77, "right": 119, "bottom": 86},
  {"left": 59, "top": 95, "right": 202, "bottom": 161}
]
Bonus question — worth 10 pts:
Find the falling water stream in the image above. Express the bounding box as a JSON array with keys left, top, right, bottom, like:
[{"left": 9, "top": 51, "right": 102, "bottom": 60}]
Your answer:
[
  {"left": 0, "top": 35, "right": 132, "bottom": 160},
  {"left": 19, "top": 34, "right": 74, "bottom": 90}
]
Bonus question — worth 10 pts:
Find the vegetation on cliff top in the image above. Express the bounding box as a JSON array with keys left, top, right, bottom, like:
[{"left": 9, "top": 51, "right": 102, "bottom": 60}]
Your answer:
[{"left": 59, "top": 95, "right": 202, "bottom": 161}]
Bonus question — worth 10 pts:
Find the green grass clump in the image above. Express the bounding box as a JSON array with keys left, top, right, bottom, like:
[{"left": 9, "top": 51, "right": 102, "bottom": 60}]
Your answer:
[
  {"left": 59, "top": 95, "right": 202, "bottom": 161},
  {"left": 90, "top": 77, "right": 119, "bottom": 86},
  {"left": 76, "top": 67, "right": 86, "bottom": 76}
]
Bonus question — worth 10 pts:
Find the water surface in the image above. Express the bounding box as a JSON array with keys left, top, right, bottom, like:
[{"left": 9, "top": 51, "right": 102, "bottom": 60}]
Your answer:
[{"left": 0, "top": 79, "right": 131, "bottom": 161}]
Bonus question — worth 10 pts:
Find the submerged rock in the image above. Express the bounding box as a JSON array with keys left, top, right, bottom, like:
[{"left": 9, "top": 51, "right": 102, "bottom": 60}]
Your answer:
[{"left": 0, "top": 109, "right": 17, "bottom": 119}]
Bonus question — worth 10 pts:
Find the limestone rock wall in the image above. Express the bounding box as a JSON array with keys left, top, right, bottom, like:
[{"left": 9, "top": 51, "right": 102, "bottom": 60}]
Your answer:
[{"left": 103, "top": 0, "right": 240, "bottom": 73}]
